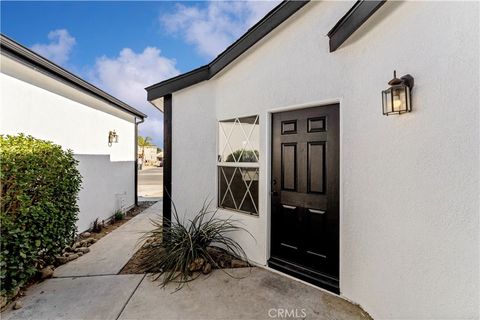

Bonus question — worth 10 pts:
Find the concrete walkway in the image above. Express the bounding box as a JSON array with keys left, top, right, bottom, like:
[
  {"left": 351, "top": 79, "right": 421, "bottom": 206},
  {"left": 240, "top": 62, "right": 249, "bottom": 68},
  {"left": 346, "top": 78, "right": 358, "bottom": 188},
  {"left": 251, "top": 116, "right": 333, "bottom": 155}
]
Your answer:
[
  {"left": 55, "top": 202, "right": 161, "bottom": 277},
  {"left": 2, "top": 200, "right": 371, "bottom": 320}
]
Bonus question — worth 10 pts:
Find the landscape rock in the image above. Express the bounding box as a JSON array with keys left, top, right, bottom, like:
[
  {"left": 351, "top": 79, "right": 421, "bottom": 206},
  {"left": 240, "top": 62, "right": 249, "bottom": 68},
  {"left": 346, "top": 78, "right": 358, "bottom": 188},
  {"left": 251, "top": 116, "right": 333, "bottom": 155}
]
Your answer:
[
  {"left": 81, "top": 232, "right": 91, "bottom": 238},
  {"left": 189, "top": 258, "right": 205, "bottom": 272},
  {"left": 63, "top": 246, "right": 72, "bottom": 253},
  {"left": 231, "top": 259, "right": 249, "bottom": 268},
  {"left": 82, "top": 238, "right": 97, "bottom": 246},
  {"left": 56, "top": 256, "right": 69, "bottom": 264},
  {"left": 1, "top": 295, "right": 7, "bottom": 309},
  {"left": 40, "top": 266, "right": 54, "bottom": 279},
  {"left": 13, "top": 301, "right": 23, "bottom": 310},
  {"left": 67, "top": 254, "right": 79, "bottom": 261},
  {"left": 77, "top": 251, "right": 83, "bottom": 256},
  {"left": 76, "top": 247, "right": 90, "bottom": 254},
  {"left": 202, "top": 262, "right": 212, "bottom": 274}
]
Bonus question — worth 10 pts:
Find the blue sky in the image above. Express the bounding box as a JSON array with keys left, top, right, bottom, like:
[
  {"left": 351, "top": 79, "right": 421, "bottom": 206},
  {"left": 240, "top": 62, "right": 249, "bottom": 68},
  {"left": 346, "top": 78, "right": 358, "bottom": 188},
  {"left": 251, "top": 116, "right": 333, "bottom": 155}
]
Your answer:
[{"left": 1, "top": 1, "right": 278, "bottom": 147}]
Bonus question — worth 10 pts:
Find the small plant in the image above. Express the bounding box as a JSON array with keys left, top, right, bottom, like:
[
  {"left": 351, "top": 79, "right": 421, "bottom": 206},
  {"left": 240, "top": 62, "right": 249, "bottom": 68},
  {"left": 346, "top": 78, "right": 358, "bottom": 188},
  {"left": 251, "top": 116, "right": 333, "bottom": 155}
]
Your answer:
[
  {"left": 92, "top": 218, "right": 103, "bottom": 233},
  {"left": 114, "top": 210, "right": 124, "bottom": 221},
  {"left": 226, "top": 149, "right": 259, "bottom": 162},
  {"left": 141, "top": 199, "right": 253, "bottom": 290}
]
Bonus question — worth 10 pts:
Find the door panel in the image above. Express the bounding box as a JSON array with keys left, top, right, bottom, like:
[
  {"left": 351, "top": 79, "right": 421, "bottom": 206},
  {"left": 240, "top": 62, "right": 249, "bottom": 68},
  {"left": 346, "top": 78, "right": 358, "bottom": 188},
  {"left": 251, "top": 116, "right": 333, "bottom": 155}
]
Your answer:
[{"left": 269, "top": 104, "right": 339, "bottom": 293}]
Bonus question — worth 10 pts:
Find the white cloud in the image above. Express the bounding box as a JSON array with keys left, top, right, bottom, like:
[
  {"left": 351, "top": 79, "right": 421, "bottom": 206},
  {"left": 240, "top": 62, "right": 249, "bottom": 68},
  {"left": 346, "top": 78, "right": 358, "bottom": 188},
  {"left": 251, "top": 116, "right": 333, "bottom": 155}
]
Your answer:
[
  {"left": 91, "top": 47, "right": 180, "bottom": 146},
  {"left": 31, "top": 29, "right": 76, "bottom": 65},
  {"left": 161, "top": 1, "right": 280, "bottom": 59},
  {"left": 92, "top": 47, "right": 179, "bottom": 107}
]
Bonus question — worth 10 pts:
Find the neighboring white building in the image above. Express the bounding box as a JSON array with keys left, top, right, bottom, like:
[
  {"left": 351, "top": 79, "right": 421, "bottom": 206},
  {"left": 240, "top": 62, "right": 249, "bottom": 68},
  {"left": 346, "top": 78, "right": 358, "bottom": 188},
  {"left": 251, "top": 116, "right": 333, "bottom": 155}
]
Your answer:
[
  {"left": 0, "top": 34, "right": 146, "bottom": 232},
  {"left": 146, "top": 1, "right": 479, "bottom": 319},
  {"left": 138, "top": 145, "right": 160, "bottom": 165}
]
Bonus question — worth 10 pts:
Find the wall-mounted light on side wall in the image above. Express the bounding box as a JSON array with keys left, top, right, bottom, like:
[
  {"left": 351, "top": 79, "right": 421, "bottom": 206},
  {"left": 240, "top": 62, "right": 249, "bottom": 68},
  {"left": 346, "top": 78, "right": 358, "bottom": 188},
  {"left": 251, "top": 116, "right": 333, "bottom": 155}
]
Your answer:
[
  {"left": 382, "top": 70, "right": 414, "bottom": 116},
  {"left": 108, "top": 130, "right": 119, "bottom": 146}
]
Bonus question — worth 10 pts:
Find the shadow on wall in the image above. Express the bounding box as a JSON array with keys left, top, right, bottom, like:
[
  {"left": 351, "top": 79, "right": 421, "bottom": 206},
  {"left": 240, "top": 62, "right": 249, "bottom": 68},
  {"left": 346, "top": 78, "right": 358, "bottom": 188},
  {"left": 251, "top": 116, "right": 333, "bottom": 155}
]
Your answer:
[{"left": 74, "top": 154, "right": 135, "bottom": 232}]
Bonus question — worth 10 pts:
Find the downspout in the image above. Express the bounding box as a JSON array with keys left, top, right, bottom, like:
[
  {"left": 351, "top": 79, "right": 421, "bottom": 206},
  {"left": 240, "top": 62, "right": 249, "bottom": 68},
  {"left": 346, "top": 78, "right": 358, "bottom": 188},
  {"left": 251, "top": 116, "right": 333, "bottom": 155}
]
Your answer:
[{"left": 134, "top": 117, "right": 145, "bottom": 206}]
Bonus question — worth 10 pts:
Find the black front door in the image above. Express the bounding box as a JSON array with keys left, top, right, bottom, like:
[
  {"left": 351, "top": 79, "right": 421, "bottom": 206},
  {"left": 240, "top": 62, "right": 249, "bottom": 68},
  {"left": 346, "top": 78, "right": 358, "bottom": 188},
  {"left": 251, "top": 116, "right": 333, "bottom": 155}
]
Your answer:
[{"left": 269, "top": 104, "right": 339, "bottom": 293}]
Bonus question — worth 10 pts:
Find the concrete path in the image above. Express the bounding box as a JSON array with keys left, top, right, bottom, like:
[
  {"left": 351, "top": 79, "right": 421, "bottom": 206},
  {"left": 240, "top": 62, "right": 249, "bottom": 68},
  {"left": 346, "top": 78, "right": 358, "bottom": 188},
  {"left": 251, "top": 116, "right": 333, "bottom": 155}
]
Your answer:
[
  {"left": 2, "top": 199, "right": 371, "bottom": 320},
  {"left": 119, "top": 268, "right": 371, "bottom": 320},
  {"left": 54, "top": 201, "right": 162, "bottom": 277},
  {"left": 2, "top": 275, "right": 145, "bottom": 320}
]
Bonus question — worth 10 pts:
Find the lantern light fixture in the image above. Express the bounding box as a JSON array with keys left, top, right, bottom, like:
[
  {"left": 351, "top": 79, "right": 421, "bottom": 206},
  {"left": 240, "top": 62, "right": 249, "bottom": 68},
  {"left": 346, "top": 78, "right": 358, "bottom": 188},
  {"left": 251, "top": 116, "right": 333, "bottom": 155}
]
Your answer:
[
  {"left": 108, "top": 130, "right": 119, "bottom": 146},
  {"left": 382, "top": 70, "right": 414, "bottom": 116}
]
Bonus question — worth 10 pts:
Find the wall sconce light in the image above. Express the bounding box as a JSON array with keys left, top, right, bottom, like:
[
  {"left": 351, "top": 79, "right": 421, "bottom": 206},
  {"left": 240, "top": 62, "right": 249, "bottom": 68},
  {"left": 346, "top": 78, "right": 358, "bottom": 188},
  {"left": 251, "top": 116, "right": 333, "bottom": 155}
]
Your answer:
[
  {"left": 108, "top": 130, "right": 119, "bottom": 146},
  {"left": 382, "top": 70, "right": 414, "bottom": 115}
]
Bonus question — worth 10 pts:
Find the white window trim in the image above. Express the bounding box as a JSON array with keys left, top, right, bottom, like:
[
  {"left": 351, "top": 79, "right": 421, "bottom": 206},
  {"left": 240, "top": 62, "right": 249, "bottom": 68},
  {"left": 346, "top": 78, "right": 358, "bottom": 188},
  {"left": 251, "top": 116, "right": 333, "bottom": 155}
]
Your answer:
[{"left": 217, "top": 115, "right": 260, "bottom": 216}]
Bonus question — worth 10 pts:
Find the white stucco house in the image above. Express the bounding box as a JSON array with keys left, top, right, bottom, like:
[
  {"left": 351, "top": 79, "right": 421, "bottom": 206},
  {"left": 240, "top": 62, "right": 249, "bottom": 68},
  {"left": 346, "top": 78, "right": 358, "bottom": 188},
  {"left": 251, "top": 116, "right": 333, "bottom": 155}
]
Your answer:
[
  {"left": 146, "top": 1, "right": 479, "bottom": 319},
  {"left": 0, "top": 34, "right": 146, "bottom": 232},
  {"left": 138, "top": 145, "right": 161, "bottom": 166}
]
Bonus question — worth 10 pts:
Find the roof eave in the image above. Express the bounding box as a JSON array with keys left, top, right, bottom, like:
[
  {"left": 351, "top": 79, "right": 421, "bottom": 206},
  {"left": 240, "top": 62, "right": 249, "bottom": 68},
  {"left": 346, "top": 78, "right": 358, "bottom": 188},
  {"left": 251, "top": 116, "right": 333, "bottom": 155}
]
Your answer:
[
  {"left": 327, "top": 0, "right": 386, "bottom": 52},
  {"left": 145, "top": 0, "right": 310, "bottom": 101},
  {"left": 1, "top": 34, "right": 147, "bottom": 119}
]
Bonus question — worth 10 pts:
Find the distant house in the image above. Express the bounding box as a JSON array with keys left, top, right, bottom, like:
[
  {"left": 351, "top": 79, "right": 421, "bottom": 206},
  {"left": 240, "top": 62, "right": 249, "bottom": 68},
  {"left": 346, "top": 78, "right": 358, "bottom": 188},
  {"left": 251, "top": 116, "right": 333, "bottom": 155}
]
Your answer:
[
  {"left": 138, "top": 145, "right": 160, "bottom": 166},
  {"left": 146, "top": 1, "right": 479, "bottom": 319},
  {"left": 0, "top": 34, "right": 146, "bottom": 232}
]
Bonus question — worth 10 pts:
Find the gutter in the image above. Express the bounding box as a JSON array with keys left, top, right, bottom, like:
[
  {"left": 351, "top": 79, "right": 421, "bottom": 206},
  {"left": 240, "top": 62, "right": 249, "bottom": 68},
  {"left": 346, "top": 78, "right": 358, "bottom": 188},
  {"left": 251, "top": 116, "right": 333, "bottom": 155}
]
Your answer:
[{"left": 134, "top": 117, "right": 145, "bottom": 206}]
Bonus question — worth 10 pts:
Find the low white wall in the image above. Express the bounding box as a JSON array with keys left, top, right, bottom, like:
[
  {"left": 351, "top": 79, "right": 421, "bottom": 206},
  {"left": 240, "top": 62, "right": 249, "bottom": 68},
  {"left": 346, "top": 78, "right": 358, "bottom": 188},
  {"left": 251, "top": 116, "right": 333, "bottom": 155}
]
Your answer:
[
  {"left": 170, "top": 1, "right": 479, "bottom": 319},
  {"left": 75, "top": 155, "right": 134, "bottom": 232},
  {"left": 1, "top": 56, "right": 137, "bottom": 232}
]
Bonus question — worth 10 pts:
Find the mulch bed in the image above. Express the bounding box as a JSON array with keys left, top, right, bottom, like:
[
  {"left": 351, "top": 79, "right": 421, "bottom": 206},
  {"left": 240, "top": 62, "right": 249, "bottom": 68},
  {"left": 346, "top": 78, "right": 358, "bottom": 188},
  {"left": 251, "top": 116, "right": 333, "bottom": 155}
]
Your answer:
[
  {"left": 88, "top": 201, "right": 156, "bottom": 240},
  {"left": 120, "top": 245, "right": 249, "bottom": 274}
]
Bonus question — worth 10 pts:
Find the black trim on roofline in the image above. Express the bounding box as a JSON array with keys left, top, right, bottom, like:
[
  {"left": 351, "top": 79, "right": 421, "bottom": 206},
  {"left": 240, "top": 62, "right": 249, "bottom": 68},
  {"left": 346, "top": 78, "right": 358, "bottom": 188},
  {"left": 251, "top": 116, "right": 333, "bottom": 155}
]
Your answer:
[
  {"left": 1, "top": 34, "right": 147, "bottom": 119},
  {"left": 146, "top": 0, "right": 387, "bottom": 100},
  {"left": 327, "top": 0, "right": 386, "bottom": 52},
  {"left": 146, "top": 0, "right": 309, "bottom": 101}
]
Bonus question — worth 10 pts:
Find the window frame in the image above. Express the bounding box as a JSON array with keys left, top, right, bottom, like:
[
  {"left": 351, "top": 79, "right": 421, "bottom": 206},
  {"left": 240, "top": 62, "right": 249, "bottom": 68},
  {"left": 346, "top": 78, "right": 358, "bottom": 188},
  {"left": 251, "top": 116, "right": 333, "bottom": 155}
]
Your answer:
[{"left": 216, "top": 115, "right": 260, "bottom": 216}]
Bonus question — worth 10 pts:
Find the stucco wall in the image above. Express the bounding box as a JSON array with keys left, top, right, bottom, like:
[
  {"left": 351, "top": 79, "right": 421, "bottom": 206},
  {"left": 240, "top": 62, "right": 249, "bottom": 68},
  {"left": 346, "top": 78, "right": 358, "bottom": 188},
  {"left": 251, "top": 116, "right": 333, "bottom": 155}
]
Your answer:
[
  {"left": 170, "top": 1, "right": 479, "bottom": 318},
  {"left": 1, "top": 56, "right": 137, "bottom": 232},
  {"left": 74, "top": 155, "right": 134, "bottom": 232}
]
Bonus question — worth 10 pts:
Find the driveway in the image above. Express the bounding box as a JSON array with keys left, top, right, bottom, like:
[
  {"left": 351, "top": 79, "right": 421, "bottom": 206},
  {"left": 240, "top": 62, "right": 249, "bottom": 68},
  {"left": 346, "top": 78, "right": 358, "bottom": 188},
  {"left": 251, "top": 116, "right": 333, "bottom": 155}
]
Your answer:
[
  {"left": 138, "top": 166, "right": 163, "bottom": 200},
  {"left": 2, "top": 201, "right": 371, "bottom": 320}
]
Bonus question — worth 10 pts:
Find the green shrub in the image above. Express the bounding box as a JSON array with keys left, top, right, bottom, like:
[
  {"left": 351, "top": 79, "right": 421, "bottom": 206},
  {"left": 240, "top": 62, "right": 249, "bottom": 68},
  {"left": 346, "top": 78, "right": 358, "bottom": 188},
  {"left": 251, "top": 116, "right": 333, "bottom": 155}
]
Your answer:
[
  {"left": 0, "top": 134, "right": 82, "bottom": 295},
  {"left": 226, "top": 149, "right": 259, "bottom": 162},
  {"left": 114, "top": 210, "right": 124, "bottom": 221},
  {"left": 141, "top": 199, "right": 252, "bottom": 290}
]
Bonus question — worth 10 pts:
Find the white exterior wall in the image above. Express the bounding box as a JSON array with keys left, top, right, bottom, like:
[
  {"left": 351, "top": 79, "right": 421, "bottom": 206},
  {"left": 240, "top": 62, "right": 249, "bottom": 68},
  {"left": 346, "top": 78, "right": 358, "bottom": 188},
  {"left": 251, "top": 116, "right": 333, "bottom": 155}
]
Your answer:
[
  {"left": 170, "top": 1, "right": 479, "bottom": 318},
  {"left": 1, "top": 55, "right": 137, "bottom": 232}
]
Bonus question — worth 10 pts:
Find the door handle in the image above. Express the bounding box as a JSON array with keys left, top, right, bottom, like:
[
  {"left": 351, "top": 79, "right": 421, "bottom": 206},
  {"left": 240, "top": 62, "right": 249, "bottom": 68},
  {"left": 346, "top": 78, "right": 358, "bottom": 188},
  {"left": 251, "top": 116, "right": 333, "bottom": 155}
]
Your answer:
[
  {"left": 309, "top": 209, "right": 326, "bottom": 214},
  {"left": 282, "top": 205, "right": 296, "bottom": 210}
]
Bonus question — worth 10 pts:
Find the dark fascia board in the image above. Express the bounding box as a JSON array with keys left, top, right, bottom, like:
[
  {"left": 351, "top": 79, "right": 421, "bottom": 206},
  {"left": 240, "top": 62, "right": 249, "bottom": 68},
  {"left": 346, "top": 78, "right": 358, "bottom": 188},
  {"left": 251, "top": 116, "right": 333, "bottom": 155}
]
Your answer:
[
  {"left": 1, "top": 34, "right": 147, "bottom": 119},
  {"left": 327, "top": 0, "right": 386, "bottom": 52},
  {"left": 146, "top": 0, "right": 309, "bottom": 101},
  {"left": 146, "top": 66, "right": 209, "bottom": 101}
]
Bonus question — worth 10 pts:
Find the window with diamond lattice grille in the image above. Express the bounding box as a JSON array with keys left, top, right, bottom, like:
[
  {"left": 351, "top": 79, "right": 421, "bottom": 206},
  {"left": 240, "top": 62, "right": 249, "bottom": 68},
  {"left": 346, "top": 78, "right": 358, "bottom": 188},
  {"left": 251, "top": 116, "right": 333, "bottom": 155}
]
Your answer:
[{"left": 218, "top": 115, "right": 259, "bottom": 215}]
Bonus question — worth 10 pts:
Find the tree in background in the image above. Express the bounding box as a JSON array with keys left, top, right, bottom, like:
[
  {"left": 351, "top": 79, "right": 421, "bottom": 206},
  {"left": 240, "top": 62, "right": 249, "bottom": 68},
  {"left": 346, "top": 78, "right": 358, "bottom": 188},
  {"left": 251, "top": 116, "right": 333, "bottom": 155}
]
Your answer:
[{"left": 137, "top": 135, "right": 152, "bottom": 160}]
